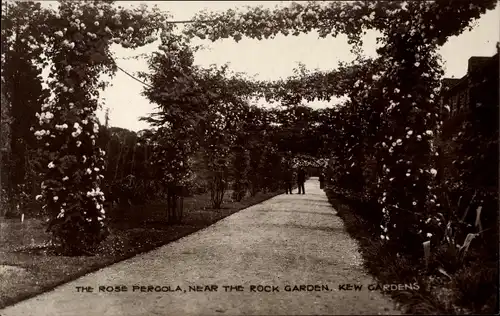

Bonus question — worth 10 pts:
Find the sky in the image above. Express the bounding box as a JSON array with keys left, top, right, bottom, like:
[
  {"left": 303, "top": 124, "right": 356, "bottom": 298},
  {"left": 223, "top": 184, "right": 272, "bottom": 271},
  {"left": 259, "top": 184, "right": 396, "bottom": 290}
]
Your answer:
[{"left": 41, "top": 1, "right": 500, "bottom": 131}]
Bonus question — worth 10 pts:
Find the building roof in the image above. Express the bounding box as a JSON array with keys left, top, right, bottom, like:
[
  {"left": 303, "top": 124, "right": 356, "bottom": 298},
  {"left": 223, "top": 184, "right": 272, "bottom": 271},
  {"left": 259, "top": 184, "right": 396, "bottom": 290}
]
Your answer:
[
  {"left": 441, "top": 53, "right": 498, "bottom": 92},
  {"left": 467, "top": 56, "right": 495, "bottom": 74},
  {"left": 441, "top": 78, "right": 460, "bottom": 90}
]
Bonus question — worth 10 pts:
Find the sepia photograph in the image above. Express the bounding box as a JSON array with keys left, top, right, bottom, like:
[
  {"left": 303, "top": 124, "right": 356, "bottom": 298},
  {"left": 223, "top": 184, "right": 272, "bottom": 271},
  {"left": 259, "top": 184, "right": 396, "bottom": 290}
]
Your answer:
[{"left": 0, "top": 1, "right": 499, "bottom": 315}]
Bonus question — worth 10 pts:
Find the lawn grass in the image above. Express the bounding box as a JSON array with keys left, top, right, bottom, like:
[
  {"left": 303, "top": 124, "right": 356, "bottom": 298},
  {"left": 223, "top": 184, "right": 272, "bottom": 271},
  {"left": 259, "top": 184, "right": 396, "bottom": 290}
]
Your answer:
[
  {"left": 324, "top": 188, "right": 499, "bottom": 315},
  {"left": 0, "top": 189, "right": 282, "bottom": 309}
]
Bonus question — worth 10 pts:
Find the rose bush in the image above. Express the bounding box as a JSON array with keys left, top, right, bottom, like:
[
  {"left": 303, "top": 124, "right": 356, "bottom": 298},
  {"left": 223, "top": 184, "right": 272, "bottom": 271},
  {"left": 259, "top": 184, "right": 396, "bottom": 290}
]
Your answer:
[{"left": 2, "top": 0, "right": 170, "bottom": 254}]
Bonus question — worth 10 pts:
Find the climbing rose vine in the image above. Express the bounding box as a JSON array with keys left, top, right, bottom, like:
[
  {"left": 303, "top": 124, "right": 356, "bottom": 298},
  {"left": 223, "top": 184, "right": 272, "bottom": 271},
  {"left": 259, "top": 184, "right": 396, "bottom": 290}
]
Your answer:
[{"left": 32, "top": 1, "right": 169, "bottom": 254}]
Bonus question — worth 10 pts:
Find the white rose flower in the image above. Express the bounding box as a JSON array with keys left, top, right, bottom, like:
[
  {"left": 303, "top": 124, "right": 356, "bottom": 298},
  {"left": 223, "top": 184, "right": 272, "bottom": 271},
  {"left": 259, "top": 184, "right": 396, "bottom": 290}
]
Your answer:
[
  {"left": 94, "top": 21, "right": 99, "bottom": 26},
  {"left": 35, "top": 195, "right": 43, "bottom": 201},
  {"left": 53, "top": 196, "right": 59, "bottom": 201},
  {"left": 54, "top": 30, "right": 64, "bottom": 37},
  {"left": 48, "top": 161, "right": 55, "bottom": 169}
]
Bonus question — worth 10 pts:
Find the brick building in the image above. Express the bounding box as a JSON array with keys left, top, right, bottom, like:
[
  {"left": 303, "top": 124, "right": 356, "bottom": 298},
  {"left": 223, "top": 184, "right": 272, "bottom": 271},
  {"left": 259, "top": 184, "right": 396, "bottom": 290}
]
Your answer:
[
  {"left": 437, "top": 50, "right": 499, "bottom": 229},
  {"left": 439, "top": 52, "right": 499, "bottom": 121}
]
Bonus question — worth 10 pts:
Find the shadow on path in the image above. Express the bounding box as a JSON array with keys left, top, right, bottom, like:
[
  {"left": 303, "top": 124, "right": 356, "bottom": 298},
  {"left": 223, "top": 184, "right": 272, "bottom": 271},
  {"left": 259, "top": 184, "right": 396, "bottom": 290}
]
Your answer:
[{"left": 252, "top": 209, "right": 336, "bottom": 217}]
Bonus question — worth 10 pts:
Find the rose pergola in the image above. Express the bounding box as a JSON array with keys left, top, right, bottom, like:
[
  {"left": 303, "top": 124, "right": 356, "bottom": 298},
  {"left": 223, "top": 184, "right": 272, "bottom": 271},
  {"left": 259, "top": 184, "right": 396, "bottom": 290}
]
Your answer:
[
  {"left": 2, "top": 0, "right": 496, "bottom": 256},
  {"left": 180, "top": 0, "right": 496, "bottom": 251}
]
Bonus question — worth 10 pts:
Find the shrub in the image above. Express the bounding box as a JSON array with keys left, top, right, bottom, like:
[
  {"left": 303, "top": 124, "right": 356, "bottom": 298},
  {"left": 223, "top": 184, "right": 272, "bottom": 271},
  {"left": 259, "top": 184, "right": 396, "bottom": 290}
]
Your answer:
[{"left": 452, "top": 260, "right": 498, "bottom": 313}]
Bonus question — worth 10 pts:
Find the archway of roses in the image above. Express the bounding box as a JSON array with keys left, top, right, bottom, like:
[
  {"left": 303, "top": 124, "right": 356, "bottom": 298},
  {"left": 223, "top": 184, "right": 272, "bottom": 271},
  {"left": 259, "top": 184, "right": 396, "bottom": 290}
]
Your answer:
[
  {"left": 2, "top": 0, "right": 496, "bottom": 259},
  {"left": 176, "top": 0, "right": 497, "bottom": 255}
]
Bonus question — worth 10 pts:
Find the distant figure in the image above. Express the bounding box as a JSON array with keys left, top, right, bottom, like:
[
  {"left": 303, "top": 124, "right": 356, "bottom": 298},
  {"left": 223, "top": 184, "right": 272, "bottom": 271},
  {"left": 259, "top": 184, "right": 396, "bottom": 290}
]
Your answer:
[
  {"left": 319, "top": 171, "right": 325, "bottom": 189},
  {"left": 283, "top": 166, "right": 293, "bottom": 194},
  {"left": 297, "top": 167, "right": 306, "bottom": 194}
]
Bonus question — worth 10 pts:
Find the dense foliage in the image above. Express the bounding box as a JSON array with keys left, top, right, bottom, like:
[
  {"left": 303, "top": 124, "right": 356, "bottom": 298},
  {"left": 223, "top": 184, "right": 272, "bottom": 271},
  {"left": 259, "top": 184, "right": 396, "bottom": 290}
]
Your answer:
[{"left": 2, "top": 4, "right": 497, "bottom": 312}]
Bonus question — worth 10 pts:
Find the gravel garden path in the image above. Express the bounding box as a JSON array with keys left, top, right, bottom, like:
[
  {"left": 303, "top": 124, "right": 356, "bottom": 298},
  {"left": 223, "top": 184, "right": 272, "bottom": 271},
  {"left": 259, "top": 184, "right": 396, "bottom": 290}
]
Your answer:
[{"left": 0, "top": 178, "right": 401, "bottom": 316}]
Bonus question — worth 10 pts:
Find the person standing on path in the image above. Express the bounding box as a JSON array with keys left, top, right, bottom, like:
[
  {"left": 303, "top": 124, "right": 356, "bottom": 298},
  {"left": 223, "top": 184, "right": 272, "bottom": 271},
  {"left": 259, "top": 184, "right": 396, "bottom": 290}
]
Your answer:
[
  {"left": 297, "top": 167, "right": 306, "bottom": 194},
  {"left": 283, "top": 166, "right": 294, "bottom": 194},
  {"left": 319, "top": 170, "right": 325, "bottom": 189}
]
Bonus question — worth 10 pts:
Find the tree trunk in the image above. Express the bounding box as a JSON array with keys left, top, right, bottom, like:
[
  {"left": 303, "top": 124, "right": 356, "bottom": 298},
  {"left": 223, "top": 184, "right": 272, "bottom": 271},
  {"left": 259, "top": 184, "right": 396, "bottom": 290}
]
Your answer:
[
  {"left": 130, "top": 143, "right": 136, "bottom": 176},
  {"left": 113, "top": 137, "right": 124, "bottom": 181},
  {"left": 211, "top": 171, "right": 225, "bottom": 209},
  {"left": 166, "top": 184, "right": 184, "bottom": 224}
]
